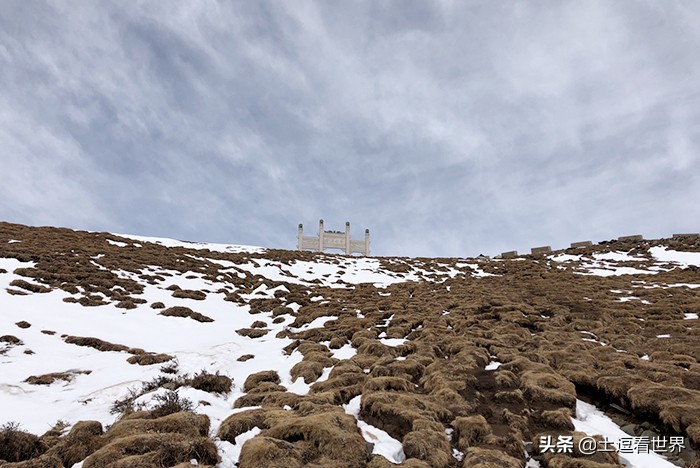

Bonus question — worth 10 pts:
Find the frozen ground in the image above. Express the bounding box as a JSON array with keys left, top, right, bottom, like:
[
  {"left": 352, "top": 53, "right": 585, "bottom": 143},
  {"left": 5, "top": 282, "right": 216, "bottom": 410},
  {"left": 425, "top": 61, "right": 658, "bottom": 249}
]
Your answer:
[{"left": 1, "top": 229, "right": 699, "bottom": 467}]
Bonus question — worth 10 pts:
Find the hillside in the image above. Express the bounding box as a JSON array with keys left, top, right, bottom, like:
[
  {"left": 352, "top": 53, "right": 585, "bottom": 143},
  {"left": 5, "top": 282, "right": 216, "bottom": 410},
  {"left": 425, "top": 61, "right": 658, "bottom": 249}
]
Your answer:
[{"left": 1, "top": 221, "right": 699, "bottom": 468}]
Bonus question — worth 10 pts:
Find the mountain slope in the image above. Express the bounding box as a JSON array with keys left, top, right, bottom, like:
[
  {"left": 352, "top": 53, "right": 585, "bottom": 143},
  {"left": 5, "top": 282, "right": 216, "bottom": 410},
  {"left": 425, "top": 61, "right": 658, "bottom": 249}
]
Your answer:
[{"left": 1, "top": 222, "right": 699, "bottom": 467}]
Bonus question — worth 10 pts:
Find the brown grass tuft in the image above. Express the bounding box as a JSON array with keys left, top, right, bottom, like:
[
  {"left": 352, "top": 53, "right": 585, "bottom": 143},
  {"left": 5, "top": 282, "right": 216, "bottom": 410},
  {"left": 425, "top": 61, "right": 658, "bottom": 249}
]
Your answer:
[
  {"left": 363, "top": 376, "right": 414, "bottom": 393},
  {"left": 9, "top": 279, "right": 51, "bottom": 293},
  {"left": 238, "top": 436, "right": 304, "bottom": 468},
  {"left": 452, "top": 415, "right": 492, "bottom": 450},
  {"left": 244, "top": 370, "right": 281, "bottom": 392},
  {"left": 1, "top": 334, "right": 23, "bottom": 345},
  {"left": 82, "top": 433, "right": 219, "bottom": 468},
  {"left": 191, "top": 370, "right": 232, "bottom": 394},
  {"left": 63, "top": 336, "right": 129, "bottom": 352},
  {"left": 171, "top": 289, "right": 207, "bottom": 300},
  {"left": 45, "top": 420, "right": 103, "bottom": 467},
  {"left": 495, "top": 369, "right": 518, "bottom": 388},
  {"left": 105, "top": 411, "right": 210, "bottom": 442},
  {"left": 236, "top": 328, "right": 269, "bottom": 338},
  {"left": 149, "top": 392, "right": 194, "bottom": 419},
  {"left": 461, "top": 447, "right": 522, "bottom": 468},
  {"left": 217, "top": 409, "right": 268, "bottom": 443},
  {"left": 159, "top": 306, "right": 214, "bottom": 323},
  {"left": 0, "top": 422, "right": 47, "bottom": 463},
  {"left": 402, "top": 429, "right": 452, "bottom": 468},
  {"left": 290, "top": 360, "right": 324, "bottom": 384},
  {"left": 234, "top": 391, "right": 303, "bottom": 409},
  {"left": 15, "top": 321, "right": 31, "bottom": 329},
  {"left": 360, "top": 392, "right": 451, "bottom": 440},
  {"left": 627, "top": 384, "right": 698, "bottom": 413},
  {"left": 150, "top": 301, "right": 165, "bottom": 309},
  {"left": 126, "top": 353, "right": 174, "bottom": 366},
  {"left": 688, "top": 423, "right": 700, "bottom": 445},
  {"left": 263, "top": 410, "right": 368, "bottom": 467},
  {"left": 521, "top": 371, "right": 576, "bottom": 407},
  {"left": 24, "top": 370, "right": 91, "bottom": 385},
  {"left": 539, "top": 408, "right": 575, "bottom": 430},
  {"left": 658, "top": 403, "right": 700, "bottom": 434}
]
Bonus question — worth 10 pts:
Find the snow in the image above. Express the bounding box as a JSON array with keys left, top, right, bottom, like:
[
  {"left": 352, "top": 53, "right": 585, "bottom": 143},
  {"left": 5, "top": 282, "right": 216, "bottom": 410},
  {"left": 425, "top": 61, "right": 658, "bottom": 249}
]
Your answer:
[
  {"left": 326, "top": 343, "right": 357, "bottom": 360},
  {"left": 343, "top": 396, "right": 405, "bottom": 464},
  {"left": 573, "top": 400, "right": 677, "bottom": 468},
  {"left": 112, "top": 233, "right": 265, "bottom": 254},
  {"left": 379, "top": 338, "right": 406, "bottom": 347},
  {"left": 106, "top": 239, "right": 129, "bottom": 247},
  {"left": 220, "top": 427, "right": 261, "bottom": 466},
  {"left": 580, "top": 266, "right": 655, "bottom": 277},
  {"left": 551, "top": 254, "right": 581, "bottom": 262},
  {"left": 650, "top": 247, "right": 700, "bottom": 267},
  {"left": 459, "top": 263, "right": 495, "bottom": 277},
  {"left": 0, "top": 257, "right": 307, "bottom": 434},
  {"left": 594, "top": 252, "right": 646, "bottom": 262},
  {"left": 4, "top": 233, "right": 700, "bottom": 465},
  {"left": 485, "top": 361, "right": 502, "bottom": 371}
]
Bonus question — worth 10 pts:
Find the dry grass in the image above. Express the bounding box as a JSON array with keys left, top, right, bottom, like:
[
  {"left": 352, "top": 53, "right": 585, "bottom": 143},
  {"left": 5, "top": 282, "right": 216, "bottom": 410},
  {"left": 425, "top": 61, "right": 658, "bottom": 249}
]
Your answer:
[
  {"left": 24, "top": 370, "right": 91, "bottom": 385},
  {"left": 149, "top": 392, "right": 194, "bottom": 419},
  {"left": 262, "top": 410, "right": 368, "bottom": 467},
  {"left": 5, "top": 222, "right": 700, "bottom": 463},
  {"left": 539, "top": 408, "right": 575, "bottom": 430},
  {"left": 15, "top": 321, "right": 31, "bottom": 329},
  {"left": 217, "top": 409, "right": 268, "bottom": 443},
  {"left": 171, "top": 289, "right": 207, "bottom": 300},
  {"left": 126, "top": 353, "right": 174, "bottom": 366},
  {"left": 243, "top": 370, "right": 281, "bottom": 392},
  {"left": 360, "top": 391, "right": 451, "bottom": 440},
  {"left": 238, "top": 436, "right": 304, "bottom": 468},
  {"left": 520, "top": 371, "right": 577, "bottom": 407},
  {"left": 290, "top": 360, "right": 324, "bottom": 384},
  {"left": 105, "top": 412, "right": 209, "bottom": 442},
  {"left": 0, "top": 422, "right": 46, "bottom": 463},
  {"left": 452, "top": 415, "right": 492, "bottom": 451},
  {"left": 402, "top": 429, "right": 452, "bottom": 467},
  {"left": 44, "top": 420, "right": 103, "bottom": 467},
  {"left": 234, "top": 391, "right": 303, "bottom": 409},
  {"left": 1, "top": 335, "right": 23, "bottom": 345},
  {"left": 460, "top": 447, "right": 522, "bottom": 468},
  {"left": 63, "top": 336, "right": 130, "bottom": 353},
  {"left": 81, "top": 432, "right": 219, "bottom": 468},
  {"left": 236, "top": 328, "right": 269, "bottom": 338},
  {"left": 190, "top": 370, "right": 232, "bottom": 394},
  {"left": 9, "top": 279, "right": 51, "bottom": 294},
  {"left": 159, "top": 306, "right": 214, "bottom": 323}
]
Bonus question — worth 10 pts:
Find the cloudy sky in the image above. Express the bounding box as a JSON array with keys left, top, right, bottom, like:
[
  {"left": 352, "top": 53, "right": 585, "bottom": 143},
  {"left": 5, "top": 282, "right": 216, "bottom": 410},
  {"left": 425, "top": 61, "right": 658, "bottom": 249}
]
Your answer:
[{"left": 1, "top": 1, "right": 699, "bottom": 257}]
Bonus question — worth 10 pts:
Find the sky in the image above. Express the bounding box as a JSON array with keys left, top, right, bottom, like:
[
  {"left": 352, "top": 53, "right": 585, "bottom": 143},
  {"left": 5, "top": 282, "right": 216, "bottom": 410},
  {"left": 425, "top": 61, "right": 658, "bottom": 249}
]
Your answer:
[{"left": 1, "top": 1, "right": 700, "bottom": 258}]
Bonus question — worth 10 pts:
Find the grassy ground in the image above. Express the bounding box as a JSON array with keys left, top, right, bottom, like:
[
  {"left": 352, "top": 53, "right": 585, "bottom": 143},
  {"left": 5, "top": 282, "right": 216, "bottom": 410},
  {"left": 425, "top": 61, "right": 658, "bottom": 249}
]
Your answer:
[{"left": 1, "top": 221, "right": 699, "bottom": 467}]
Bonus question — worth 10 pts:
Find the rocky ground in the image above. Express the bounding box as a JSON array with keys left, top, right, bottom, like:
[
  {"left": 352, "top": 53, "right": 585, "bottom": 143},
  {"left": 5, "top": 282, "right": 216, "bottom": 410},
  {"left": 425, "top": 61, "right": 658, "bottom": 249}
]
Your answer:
[{"left": 0, "top": 221, "right": 699, "bottom": 467}]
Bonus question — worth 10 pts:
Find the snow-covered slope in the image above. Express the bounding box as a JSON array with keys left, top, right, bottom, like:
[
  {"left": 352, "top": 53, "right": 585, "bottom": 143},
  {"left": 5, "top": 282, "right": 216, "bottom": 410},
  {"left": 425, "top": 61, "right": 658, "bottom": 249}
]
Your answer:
[{"left": 1, "top": 223, "right": 699, "bottom": 468}]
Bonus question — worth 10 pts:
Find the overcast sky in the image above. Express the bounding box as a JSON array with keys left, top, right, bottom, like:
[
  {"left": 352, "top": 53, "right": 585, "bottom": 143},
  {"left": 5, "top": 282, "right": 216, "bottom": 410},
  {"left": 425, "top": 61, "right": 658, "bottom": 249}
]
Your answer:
[{"left": 1, "top": 1, "right": 699, "bottom": 257}]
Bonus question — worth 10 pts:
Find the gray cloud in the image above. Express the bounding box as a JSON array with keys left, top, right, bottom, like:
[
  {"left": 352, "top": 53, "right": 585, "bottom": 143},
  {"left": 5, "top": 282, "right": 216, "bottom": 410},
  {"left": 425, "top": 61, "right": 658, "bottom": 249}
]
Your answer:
[{"left": 1, "top": 1, "right": 699, "bottom": 257}]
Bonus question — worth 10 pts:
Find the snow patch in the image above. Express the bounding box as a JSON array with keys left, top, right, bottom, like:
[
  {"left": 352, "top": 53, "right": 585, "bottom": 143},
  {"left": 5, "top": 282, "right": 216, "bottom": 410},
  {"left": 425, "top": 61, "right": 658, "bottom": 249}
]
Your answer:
[{"left": 343, "top": 396, "right": 405, "bottom": 464}]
